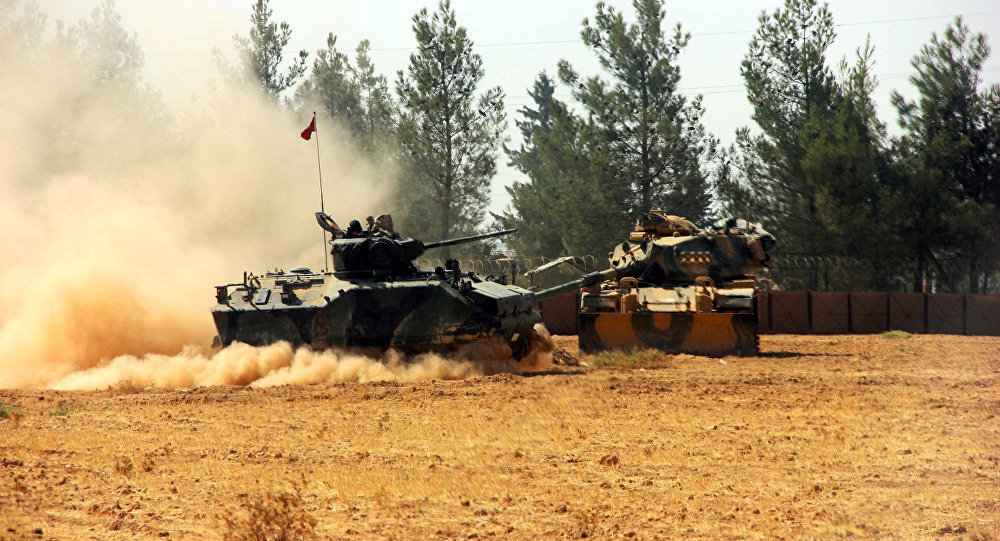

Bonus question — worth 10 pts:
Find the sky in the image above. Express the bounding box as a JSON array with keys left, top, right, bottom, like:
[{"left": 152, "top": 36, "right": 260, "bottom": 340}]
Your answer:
[{"left": 45, "top": 0, "right": 1000, "bottom": 213}]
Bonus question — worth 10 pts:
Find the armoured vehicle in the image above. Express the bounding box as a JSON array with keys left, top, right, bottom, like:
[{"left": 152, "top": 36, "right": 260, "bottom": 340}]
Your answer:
[
  {"left": 534, "top": 211, "right": 776, "bottom": 356},
  {"left": 211, "top": 213, "right": 542, "bottom": 358}
]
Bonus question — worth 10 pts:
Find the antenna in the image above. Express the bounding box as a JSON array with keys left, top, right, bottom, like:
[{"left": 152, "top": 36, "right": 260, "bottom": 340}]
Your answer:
[{"left": 309, "top": 112, "right": 329, "bottom": 272}]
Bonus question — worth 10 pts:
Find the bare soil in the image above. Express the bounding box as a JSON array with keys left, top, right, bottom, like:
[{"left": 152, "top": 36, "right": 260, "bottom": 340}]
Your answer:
[{"left": 2, "top": 334, "right": 998, "bottom": 540}]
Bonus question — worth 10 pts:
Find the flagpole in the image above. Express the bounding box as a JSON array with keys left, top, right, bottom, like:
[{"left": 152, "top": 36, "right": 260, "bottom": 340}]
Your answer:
[{"left": 312, "top": 112, "right": 329, "bottom": 272}]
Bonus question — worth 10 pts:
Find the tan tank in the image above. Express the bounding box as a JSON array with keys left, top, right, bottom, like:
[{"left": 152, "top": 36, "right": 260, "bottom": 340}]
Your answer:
[{"left": 535, "top": 210, "right": 776, "bottom": 356}]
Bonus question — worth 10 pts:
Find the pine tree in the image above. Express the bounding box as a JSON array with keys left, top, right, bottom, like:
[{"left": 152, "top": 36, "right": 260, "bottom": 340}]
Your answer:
[
  {"left": 0, "top": 1, "right": 170, "bottom": 183},
  {"left": 75, "top": 0, "right": 143, "bottom": 89},
  {"left": 504, "top": 73, "right": 628, "bottom": 258},
  {"left": 219, "top": 0, "right": 307, "bottom": 101},
  {"left": 727, "top": 0, "right": 839, "bottom": 288},
  {"left": 799, "top": 39, "right": 897, "bottom": 289},
  {"left": 507, "top": 73, "right": 558, "bottom": 182},
  {"left": 892, "top": 17, "right": 1000, "bottom": 292},
  {"left": 394, "top": 0, "right": 505, "bottom": 256},
  {"left": 352, "top": 40, "right": 395, "bottom": 154},
  {"left": 558, "top": 0, "right": 715, "bottom": 223},
  {"left": 296, "top": 37, "right": 395, "bottom": 154},
  {"left": 297, "top": 34, "right": 362, "bottom": 131},
  {"left": 977, "top": 87, "right": 1000, "bottom": 292},
  {"left": 0, "top": 0, "right": 46, "bottom": 64},
  {"left": 503, "top": 73, "right": 567, "bottom": 258},
  {"left": 530, "top": 101, "right": 627, "bottom": 256}
]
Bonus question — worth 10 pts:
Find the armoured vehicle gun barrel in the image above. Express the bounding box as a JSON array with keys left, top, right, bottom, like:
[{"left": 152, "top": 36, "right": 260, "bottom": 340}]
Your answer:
[
  {"left": 423, "top": 229, "right": 517, "bottom": 250},
  {"left": 535, "top": 268, "right": 619, "bottom": 301}
]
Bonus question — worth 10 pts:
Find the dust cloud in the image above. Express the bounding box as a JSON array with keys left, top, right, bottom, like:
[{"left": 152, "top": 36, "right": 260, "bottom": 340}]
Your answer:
[
  {"left": 32, "top": 319, "right": 555, "bottom": 390},
  {"left": 0, "top": 3, "right": 428, "bottom": 389},
  {"left": 47, "top": 341, "right": 523, "bottom": 391},
  {"left": 46, "top": 325, "right": 549, "bottom": 391}
]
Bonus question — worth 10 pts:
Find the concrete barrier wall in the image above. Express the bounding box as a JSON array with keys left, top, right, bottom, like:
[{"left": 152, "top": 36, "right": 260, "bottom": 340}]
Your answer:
[
  {"left": 755, "top": 292, "right": 1000, "bottom": 336},
  {"left": 888, "top": 293, "right": 926, "bottom": 334},
  {"left": 966, "top": 295, "right": 1000, "bottom": 335},
  {"left": 768, "top": 291, "right": 811, "bottom": 333},
  {"left": 537, "top": 290, "right": 579, "bottom": 335},
  {"left": 809, "top": 292, "right": 849, "bottom": 334},
  {"left": 927, "top": 294, "right": 965, "bottom": 334},
  {"left": 538, "top": 291, "right": 1000, "bottom": 336}
]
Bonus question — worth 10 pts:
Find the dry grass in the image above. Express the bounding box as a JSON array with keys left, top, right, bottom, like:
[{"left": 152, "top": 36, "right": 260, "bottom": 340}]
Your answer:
[
  {"left": 880, "top": 330, "right": 913, "bottom": 339},
  {"left": 0, "top": 334, "right": 997, "bottom": 539},
  {"left": 586, "top": 347, "right": 676, "bottom": 369},
  {"left": 221, "top": 476, "right": 317, "bottom": 541}
]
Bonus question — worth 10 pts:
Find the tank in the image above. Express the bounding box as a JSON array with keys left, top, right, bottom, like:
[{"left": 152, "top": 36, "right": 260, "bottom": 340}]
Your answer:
[
  {"left": 211, "top": 213, "right": 543, "bottom": 358},
  {"left": 535, "top": 210, "right": 776, "bottom": 356}
]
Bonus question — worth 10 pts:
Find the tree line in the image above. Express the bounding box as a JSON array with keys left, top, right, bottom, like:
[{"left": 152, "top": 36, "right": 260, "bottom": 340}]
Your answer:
[{"left": 3, "top": 0, "right": 997, "bottom": 292}]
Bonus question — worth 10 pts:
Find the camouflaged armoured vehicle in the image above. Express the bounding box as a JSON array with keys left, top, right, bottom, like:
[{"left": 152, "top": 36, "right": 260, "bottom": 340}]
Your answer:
[
  {"left": 211, "top": 213, "right": 543, "bottom": 358},
  {"left": 534, "top": 211, "right": 776, "bottom": 356}
]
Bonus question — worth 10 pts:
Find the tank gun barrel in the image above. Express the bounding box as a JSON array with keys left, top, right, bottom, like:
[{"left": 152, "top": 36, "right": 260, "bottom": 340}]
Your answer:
[
  {"left": 533, "top": 250, "right": 654, "bottom": 301},
  {"left": 534, "top": 268, "right": 619, "bottom": 301},
  {"left": 423, "top": 228, "right": 517, "bottom": 250}
]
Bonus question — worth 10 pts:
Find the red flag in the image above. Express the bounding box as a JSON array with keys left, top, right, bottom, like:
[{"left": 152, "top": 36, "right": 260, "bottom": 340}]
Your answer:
[{"left": 300, "top": 114, "right": 316, "bottom": 140}]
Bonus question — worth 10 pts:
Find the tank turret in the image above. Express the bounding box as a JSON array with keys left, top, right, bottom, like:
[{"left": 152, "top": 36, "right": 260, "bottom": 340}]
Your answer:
[
  {"left": 535, "top": 212, "right": 775, "bottom": 301},
  {"left": 315, "top": 212, "right": 515, "bottom": 278},
  {"left": 607, "top": 211, "right": 775, "bottom": 286}
]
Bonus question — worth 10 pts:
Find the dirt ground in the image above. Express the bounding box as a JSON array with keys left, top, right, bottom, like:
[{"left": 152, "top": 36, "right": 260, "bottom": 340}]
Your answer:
[{"left": 1, "top": 334, "right": 998, "bottom": 540}]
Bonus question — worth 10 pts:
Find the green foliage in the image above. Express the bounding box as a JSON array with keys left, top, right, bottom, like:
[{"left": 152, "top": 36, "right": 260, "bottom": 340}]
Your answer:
[
  {"left": 507, "top": 72, "right": 557, "bottom": 179},
  {"left": 880, "top": 330, "right": 912, "bottom": 340},
  {"left": 502, "top": 73, "right": 567, "bottom": 257},
  {"left": 561, "top": 0, "right": 715, "bottom": 222},
  {"left": 394, "top": 0, "right": 506, "bottom": 255},
  {"left": 727, "top": 0, "right": 839, "bottom": 283},
  {"left": 46, "top": 401, "right": 74, "bottom": 416},
  {"left": 296, "top": 37, "right": 395, "bottom": 154},
  {"left": 891, "top": 17, "right": 1000, "bottom": 293},
  {"left": 221, "top": 0, "right": 307, "bottom": 101},
  {"left": 0, "top": 401, "right": 24, "bottom": 420},
  {"left": 709, "top": 0, "right": 975, "bottom": 293},
  {"left": 721, "top": 6, "right": 999, "bottom": 293},
  {"left": 505, "top": 0, "right": 715, "bottom": 259},
  {"left": 352, "top": 40, "right": 396, "bottom": 153},
  {"left": 297, "top": 34, "right": 361, "bottom": 127},
  {"left": 503, "top": 74, "right": 630, "bottom": 257},
  {"left": 6, "top": 0, "right": 996, "bottom": 293},
  {"left": 800, "top": 39, "right": 899, "bottom": 289}
]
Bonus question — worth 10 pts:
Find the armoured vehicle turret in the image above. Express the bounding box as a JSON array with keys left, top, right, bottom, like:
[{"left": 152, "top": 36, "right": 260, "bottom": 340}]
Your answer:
[
  {"left": 534, "top": 210, "right": 776, "bottom": 355},
  {"left": 211, "top": 213, "right": 542, "bottom": 357}
]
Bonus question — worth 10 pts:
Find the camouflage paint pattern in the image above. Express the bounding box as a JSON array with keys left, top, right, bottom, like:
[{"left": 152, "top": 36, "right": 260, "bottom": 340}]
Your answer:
[
  {"left": 565, "top": 211, "right": 775, "bottom": 356},
  {"left": 212, "top": 270, "right": 541, "bottom": 354},
  {"left": 211, "top": 214, "right": 541, "bottom": 356},
  {"left": 606, "top": 216, "right": 775, "bottom": 284},
  {"left": 578, "top": 312, "right": 758, "bottom": 355}
]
